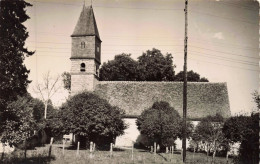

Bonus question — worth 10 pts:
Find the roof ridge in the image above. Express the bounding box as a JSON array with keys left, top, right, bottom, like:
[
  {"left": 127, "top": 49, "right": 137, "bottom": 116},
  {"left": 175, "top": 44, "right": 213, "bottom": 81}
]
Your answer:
[{"left": 97, "top": 81, "right": 227, "bottom": 84}]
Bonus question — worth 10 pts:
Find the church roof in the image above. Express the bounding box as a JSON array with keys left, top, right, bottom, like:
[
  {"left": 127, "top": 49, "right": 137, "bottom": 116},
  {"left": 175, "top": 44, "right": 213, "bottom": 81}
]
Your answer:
[
  {"left": 94, "top": 81, "right": 231, "bottom": 120},
  {"left": 71, "top": 5, "right": 101, "bottom": 40}
]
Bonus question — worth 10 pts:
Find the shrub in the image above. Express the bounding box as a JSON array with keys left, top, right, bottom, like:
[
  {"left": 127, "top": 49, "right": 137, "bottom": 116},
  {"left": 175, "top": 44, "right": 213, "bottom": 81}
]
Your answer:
[{"left": 60, "top": 92, "right": 126, "bottom": 149}]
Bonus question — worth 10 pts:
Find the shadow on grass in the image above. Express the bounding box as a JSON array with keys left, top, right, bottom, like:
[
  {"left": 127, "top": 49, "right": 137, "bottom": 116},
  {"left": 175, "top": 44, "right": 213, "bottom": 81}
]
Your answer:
[{"left": 0, "top": 155, "right": 55, "bottom": 164}]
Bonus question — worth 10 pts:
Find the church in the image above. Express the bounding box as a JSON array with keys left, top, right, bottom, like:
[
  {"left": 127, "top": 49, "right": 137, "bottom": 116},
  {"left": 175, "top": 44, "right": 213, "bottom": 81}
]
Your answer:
[{"left": 69, "top": 5, "right": 231, "bottom": 147}]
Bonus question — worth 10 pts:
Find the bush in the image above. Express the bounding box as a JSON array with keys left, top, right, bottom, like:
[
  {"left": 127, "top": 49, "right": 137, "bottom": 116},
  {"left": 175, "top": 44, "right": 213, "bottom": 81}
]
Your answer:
[
  {"left": 136, "top": 101, "right": 183, "bottom": 149},
  {"left": 60, "top": 92, "right": 126, "bottom": 149}
]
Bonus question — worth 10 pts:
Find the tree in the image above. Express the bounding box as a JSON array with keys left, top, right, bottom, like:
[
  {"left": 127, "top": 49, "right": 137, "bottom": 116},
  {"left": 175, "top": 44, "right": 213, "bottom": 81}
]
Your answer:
[
  {"left": 193, "top": 114, "right": 225, "bottom": 162},
  {"left": 174, "top": 70, "right": 209, "bottom": 82},
  {"left": 1, "top": 95, "right": 36, "bottom": 158},
  {"left": 61, "top": 72, "right": 71, "bottom": 92},
  {"left": 34, "top": 71, "right": 61, "bottom": 119},
  {"left": 137, "top": 48, "right": 175, "bottom": 81},
  {"left": 0, "top": 0, "right": 34, "bottom": 132},
  {"left": 60, "top": 92, "right": 126, "bottom": 148},
  {"left": 223, "top": 113, "right": 259, "bottom": 164},
  {"left": 253, "top": 91, "right": 260, "bottom": 110},
  {"left": 136, "top": 101, "right": 183, "bottom": 149},
  {"left": 100, "top": 53, "right": 139, "bottom": 81}
]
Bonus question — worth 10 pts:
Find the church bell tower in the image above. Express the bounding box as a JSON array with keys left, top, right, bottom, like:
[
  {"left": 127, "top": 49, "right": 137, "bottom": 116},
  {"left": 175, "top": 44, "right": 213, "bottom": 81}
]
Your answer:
[{"left": 70, "top": 5, "right": 101, "bottom": 95}]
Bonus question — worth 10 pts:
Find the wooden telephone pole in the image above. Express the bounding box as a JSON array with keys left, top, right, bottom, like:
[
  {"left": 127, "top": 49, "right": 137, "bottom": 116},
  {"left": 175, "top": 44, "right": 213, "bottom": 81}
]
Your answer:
[{"left": 182, "top": 0, "right": 188, "bottom": 163}]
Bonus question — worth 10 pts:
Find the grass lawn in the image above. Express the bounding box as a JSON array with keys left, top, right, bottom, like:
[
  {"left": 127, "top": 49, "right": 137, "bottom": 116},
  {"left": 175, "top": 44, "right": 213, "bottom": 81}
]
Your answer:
[{"left": 1, "top": 144, "right": 233, "bottom": 164}]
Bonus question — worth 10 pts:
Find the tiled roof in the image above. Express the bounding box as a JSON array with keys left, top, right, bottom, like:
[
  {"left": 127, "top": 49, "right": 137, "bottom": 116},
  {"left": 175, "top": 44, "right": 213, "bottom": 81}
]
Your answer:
[
  {"left": 71, "top": 5, "right": 100, "bottom": 40},
  {"left": 94, "top": 81, "right": 231, "bottom": 119}
]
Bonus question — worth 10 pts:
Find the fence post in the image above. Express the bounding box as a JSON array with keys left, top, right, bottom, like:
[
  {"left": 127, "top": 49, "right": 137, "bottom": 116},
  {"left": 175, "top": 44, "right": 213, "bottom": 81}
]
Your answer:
[
  {"left": 48, "top": 137, "right": 54, "bottom": 158},
  {"left": 131, "top": 142, "right": 134, "bottom": 160},
  {"left": 154, "top": 142, "right": 156, "bottom": 154},
  {"left": 110, "top": 143, "right": 113, "bottom": 157},
  {"left": 62, "top": 139, "right": 65, "bottom": 156},
  {"left": 90, "top": 141, "right": 93, "bottom": 158},
  {"left": 151, "top": 146, "right": 153, "bottom": 153},
  {"left": 76, "top": 141, "right": 80, "bottom": 157}
]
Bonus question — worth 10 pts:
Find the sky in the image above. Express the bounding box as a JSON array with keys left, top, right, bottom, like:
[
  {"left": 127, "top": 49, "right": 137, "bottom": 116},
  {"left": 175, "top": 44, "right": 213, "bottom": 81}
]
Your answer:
[{"left": 23, "top": 0, "right": 259, "bottom": 115}]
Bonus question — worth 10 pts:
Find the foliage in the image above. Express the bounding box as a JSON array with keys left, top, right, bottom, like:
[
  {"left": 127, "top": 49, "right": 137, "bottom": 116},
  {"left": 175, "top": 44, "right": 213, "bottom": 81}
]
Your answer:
[
  {"left": 174, "top": 70, "right": 209, "bottom": 82},
  {"left": 137, "top": 48, "right": 175, "bottom": 81},
  {"left": 60, "top": 92, "right": 126, "bottom": 147},
  {"left": 193, "top": 114, "right": 225, "bottom": 157},
  {"left": 136, "top": 101, "right": 183, "bottom": 148},
  {"left": 0, "top": 96, "right": 36, "bottom": 147},
  {"left": 100, "top": 53, "right": 139, "bottom": 81},
  {"left": 99, "top": 48, "right": 209, "bottom": 82},
  {"left": 222, "top": 115, "right": 249, "bottom": 143},
  {"left": 224, "top": 113, "right": 259, "bottom": 164},
  {"left": 252, "top": 91, "right": 260, "bottom": 109},
  {"left": 0, "top": 0, "right": 34, "bottom": 133},
  {"left": 61, "top": 72, "right": 71, "bottom": 91},
  {"left": 236, "top": 112, "right": 259, "bottom": 164}
]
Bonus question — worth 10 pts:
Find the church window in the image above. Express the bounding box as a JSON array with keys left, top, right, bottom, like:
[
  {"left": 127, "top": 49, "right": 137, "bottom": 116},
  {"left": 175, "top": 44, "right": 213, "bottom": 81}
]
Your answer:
[
  {"left": 81, "top": 42, "right": 85, "bottom": 48},
  {"left": 80, "top": 63, "right": 85, "bottom": 72},
  {"left": 97, "top": 46, "right": 100, "bottom": 52}
]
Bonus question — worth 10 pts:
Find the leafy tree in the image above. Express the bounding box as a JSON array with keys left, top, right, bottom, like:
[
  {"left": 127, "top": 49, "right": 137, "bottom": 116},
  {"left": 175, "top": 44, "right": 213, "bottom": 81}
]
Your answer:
[
  {"left": 222, "top": 115, "right": 248, "bottom": 143},
  {"left": 136, "top": 101, "right": 183, "bottom": 149},
  {"left": 60, "top": 92, "right": 126, "bottom": 148},
  {"left": 174, "top": 70, "right": 209, "bottom": 82},
  {"left": 253, "top": 91, "right": 260, "bottom": 109},
  {"left": 193, "top": 114, "right": 225, "bottom": 161},
  {"left": 223, "top": 113, "right": 259, "bottom": 164},
  {"left": 137, "top": 48, "right": 175, "bottom": 81},
  {"left": 61, "top": 71, "right": 71, "bottom": 92},
  {"left": 1, "top": 95, "right": 36, "bottom": 158},
  {"left": 237, "top": 112, "right": 259, "bottom": 164},
  {"left": 0, "top": 0, "right": 34, "bottom": 132},
  {"left": 100, "top": 53, "right": 139, "bottom": 81}
]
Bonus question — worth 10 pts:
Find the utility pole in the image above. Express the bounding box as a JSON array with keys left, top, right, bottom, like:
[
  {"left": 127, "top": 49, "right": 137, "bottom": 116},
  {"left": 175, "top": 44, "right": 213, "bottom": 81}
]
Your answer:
[{"left": 182, "top": 0, "right": 188, "bottom": 163}]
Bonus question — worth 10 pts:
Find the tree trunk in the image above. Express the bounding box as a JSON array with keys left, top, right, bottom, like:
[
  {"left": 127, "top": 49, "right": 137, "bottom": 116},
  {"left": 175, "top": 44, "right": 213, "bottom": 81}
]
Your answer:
[
  {"left": 44, "top": 101, "right": 48, "bottom": 119},
  {"left": 1, "top": 143, "right": 5, "bottom": 160},
  {"left": 212, "top": 140, "right": 216, "bottom": 164},
  {"left": 24, "top": 140, "right": 27, "bottom": 159}
]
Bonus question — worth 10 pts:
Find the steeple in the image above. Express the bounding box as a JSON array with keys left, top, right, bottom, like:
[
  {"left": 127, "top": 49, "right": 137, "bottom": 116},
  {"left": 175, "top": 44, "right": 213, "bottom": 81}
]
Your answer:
[
  {"left": 70, "top": 4, "right": 102, "bottom": 94},
  {"left": 71, "top": 5, "right": 101, "bottom": 41}
]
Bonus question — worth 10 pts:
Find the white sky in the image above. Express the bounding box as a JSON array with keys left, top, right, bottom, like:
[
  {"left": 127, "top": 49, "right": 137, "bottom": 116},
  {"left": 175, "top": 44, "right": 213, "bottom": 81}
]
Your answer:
[{"left": 24, "top": 0, "right": 259, "bottom": 115}]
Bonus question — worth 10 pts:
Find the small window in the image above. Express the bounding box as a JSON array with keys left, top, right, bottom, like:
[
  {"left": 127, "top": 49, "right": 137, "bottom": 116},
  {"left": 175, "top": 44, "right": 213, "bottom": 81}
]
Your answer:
[
  {"left": 81, "top": 42, "right": 85, "bottom": 49},
  {"left": 80, "top": 63, "right": 85, "bottom": 72},
  {"left": 97, "top": 46, "right": 100, "bottom": 52}
]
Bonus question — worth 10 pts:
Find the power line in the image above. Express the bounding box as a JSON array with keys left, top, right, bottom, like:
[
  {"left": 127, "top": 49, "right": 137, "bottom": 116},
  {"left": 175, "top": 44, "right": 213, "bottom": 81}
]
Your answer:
[
  {"left": 188, "top": 51, "right": 258, "bottom": 66},
  {"left": 32, "top": 1, "right": 258, "bottom": 25},
  {"left": 190, "top": 10, "right": 258, "bottom": 25},
  {"left": 186, "top": 56, "right": 259, "bottom": 72},
  {"left": 189, "top": 45, "right": 259, "bottom": 59},
  {"left": 216, "top": 1, "right": 258, "bottom": 11},
  {"left": 33, "top": 1, "right": 183, "bottom": 11},
  {"left": 27, "top": 33, "right": 258, "bottom": 51},
  {"left": 28, "top": 43, "right": 258, "bottom": 60}
]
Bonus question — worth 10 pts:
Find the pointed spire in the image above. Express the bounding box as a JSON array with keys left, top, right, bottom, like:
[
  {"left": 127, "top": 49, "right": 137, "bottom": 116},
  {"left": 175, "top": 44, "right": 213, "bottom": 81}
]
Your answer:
[{"left": 71, "top": 5, "right": 101, "bottom": 40}]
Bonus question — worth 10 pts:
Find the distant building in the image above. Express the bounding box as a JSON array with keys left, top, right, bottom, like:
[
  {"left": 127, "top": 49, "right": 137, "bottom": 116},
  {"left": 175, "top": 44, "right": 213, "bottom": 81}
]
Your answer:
[{"left": 70, "top": 5, "right": 231, "bottom": 148}]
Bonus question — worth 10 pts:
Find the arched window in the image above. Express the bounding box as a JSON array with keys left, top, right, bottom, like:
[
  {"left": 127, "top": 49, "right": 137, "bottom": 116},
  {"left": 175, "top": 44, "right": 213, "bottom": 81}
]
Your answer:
[
  {"left": 80, "top": 63, "right": 85, "bottom": 72},
  {"left": 81, "top": 42, "right": 85, "bottom": 48}
]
